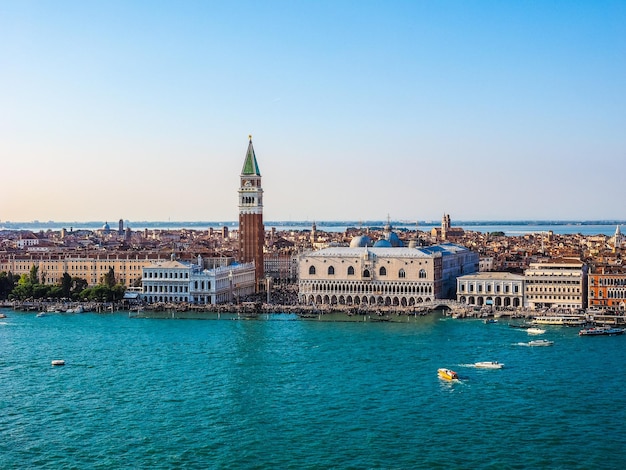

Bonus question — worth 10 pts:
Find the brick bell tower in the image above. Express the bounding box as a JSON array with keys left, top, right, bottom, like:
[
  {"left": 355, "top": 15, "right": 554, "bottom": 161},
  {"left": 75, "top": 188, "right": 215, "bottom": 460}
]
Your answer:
[{"left": 238, "top": 135, "right": 265, "bottom": 290}]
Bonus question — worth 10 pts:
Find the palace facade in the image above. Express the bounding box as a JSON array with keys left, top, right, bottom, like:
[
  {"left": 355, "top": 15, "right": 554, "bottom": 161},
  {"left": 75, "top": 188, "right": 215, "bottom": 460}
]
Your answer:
[
  {"left": 298, "top": 242, "right": 478, "bottom": 307},
  {"left": 588, "top": 265, "right": 626, "bottom": 312}
]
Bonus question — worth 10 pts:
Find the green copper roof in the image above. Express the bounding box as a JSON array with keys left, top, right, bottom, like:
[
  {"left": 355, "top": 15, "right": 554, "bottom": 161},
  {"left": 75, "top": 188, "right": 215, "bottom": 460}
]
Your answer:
[{"left": 241, "top": 137, "right": 261, "bottom": 176}]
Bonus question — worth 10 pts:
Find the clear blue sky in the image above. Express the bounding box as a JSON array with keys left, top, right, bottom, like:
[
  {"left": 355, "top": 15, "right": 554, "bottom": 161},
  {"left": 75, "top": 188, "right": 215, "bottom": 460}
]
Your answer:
[{"left": 2, "top": 0, "right": 625, "bottom": 223}]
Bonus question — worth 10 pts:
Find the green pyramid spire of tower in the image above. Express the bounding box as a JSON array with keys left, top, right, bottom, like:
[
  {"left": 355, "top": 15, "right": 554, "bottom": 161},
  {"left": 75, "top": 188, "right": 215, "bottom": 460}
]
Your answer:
[{"left": 241, "top": 135, "right": 261, "bottom": 176}]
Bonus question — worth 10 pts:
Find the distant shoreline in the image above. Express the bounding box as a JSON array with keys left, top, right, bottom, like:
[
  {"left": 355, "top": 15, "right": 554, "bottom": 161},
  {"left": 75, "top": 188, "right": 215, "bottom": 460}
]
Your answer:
[{"left": 2, "top": 219, "right": 625, "bottom": 233}]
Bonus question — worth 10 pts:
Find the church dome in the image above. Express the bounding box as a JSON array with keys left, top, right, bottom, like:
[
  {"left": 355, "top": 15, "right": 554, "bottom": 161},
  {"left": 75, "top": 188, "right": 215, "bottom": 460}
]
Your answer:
[
  {"left": 385, "top": 231, "right": 403, "bottom": 247},
  {"left": 102, "top": 222, "right": 110, "bottom": 232},
  {"left": 373, "top": 239, "right": 392, "bottom": 248},
  {"left": 350, "top": 235, "right": 373, "bottom": 248}
]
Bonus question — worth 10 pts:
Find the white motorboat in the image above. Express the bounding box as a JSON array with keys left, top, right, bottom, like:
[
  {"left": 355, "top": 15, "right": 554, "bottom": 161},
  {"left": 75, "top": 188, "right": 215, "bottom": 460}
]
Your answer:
[
  {"left": 527, "top": 339, "right": 554, "bottom": 346},
  {"left": 526, "top": 328, "right": 546, "bottom": 335},
  {"left": 51, "top": 360, "right": 65, "bottom": 366},
  {"left": 474, "top": 361, "right": 504, "bottom": 369}
]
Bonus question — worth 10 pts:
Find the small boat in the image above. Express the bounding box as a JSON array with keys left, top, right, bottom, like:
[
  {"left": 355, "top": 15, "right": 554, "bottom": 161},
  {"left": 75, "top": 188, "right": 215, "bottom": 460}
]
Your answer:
[
  {"left": 579, "top": 326, "right": 625, "bottom": 336},
  {"left": 438, "top": 368, "right": 459, "bottom": 380},
  {"left": 36, "top": 312, "right": 47, "bottom": 317},
  {"left": 474, "top": 361, "right": 504, "bottom": 369},
  {"left": 484, "top": 319, "right": 498, "bottom": 324},
  {"left": 526, "top": 328, "right": 546, "bottom": 335},
  {"left": 527, "top": 339, "right": 554, "bottom": 346},
  {"left": 0, "top": 313, "right": 7, "bottom": 319},
  {"left": 51, "top": 360, "right": 65, "bottom": 366}
]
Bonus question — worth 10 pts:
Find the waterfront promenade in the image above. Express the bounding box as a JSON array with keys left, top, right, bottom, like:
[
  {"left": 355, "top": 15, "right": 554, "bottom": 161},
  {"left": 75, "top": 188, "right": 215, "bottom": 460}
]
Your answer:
[{"left": 8, "top": 297, "right": 612, "bottom": 324}]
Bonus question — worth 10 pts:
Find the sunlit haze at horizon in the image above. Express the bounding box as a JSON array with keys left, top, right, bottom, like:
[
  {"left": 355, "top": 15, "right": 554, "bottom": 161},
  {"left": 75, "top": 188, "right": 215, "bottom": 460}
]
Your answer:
[{"left": 2, "top": 1, "right": 625, "bottom": 223}]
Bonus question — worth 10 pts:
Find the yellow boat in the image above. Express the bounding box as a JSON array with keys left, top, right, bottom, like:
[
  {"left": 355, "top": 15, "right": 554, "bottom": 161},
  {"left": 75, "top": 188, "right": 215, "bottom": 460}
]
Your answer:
[{"left": 438, "top": 368, "right": 459, "bottom": 380}]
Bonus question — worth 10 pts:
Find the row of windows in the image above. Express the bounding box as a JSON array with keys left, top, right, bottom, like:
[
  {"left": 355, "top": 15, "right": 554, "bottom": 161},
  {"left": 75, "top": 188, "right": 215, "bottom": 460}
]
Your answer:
[
  {"left": 302, "top": 282, "right": 433, "bottom": 295},
  {"left": 192, "top": 280, "right": 212, "bottom": 290},
  {"left": 591, "top": 289, "right": 626, "bottom": 299},
  {"left": 459, "top": 284, "right": 520, "bottom": 294},
  {"left": 308, "top": 265, "right": 427, "bottom": 279},
  {"left": 144, "top": 285, "right": 189, "bottom": 293},
  {"left": 527, "top": 287, "right": 581, "bottom": 294},
  {"left": 525, "top": 279, "right": 580, "bottom": 284},
  {"left": 145, "top": 271, "right": 190, "bottom": 279},
  {"left": 591, "top": 278, "right": 626, "bottom": 286},
  {"left": 143, "top": 296, "right": 188, "bottom": 303},
  {"left": 527, "top": 295, "right": 580, "bottom": 301}
]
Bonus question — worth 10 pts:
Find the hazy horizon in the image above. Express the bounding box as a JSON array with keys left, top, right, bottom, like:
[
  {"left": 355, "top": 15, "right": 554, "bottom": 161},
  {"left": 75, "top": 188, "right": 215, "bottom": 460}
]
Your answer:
[
  {"left": 3, "top": 1, "right": 625, "bottom": 222},
  {"left": 2, "top": 218, "right": 625, "bottom": 227}
]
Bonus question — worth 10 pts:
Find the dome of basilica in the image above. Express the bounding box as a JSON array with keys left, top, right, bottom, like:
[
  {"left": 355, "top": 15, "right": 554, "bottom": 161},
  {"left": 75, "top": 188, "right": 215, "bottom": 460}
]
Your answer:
[
  {"left": 350, "top": 235, "right": 373, "bottom": 248},
  {"left": 385, "top": 231, "right": 403, "bottom": 247},
  {"left": 373, "top": 239, "right": 392, "bottom": 248}
]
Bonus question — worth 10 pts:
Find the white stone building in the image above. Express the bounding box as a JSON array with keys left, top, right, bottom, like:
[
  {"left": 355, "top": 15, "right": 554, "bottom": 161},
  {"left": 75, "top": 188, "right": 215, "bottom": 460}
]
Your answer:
[
  {"left": 298, "top": 241, "right": 478, "bottom": 307},
  {"left": 457, "top": 272, "right": 525, "bottom": 308},
  {"left": 524, "top": 258, "right": 588, "bottom": 311},
  {"left": 141, "top": 257, "right": 256, "bottom": 304}
]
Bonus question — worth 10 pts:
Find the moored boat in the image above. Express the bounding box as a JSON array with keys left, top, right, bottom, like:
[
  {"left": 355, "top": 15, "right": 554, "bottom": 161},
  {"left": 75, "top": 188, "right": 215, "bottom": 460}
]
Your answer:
[
  {"left": 438, "top": 368, "right": 459, "bottom": 380},
  {"left": 532, "top": 315, "right": 585, "bottom": 326},
  {"left": 474, "top": 361, "right": 504, "bottom": 369},
  {"left": 526, "top": 327, "right": 546, "bottom": 335},
  {"left": 579, "top": 326, "right": 625, "bottom": 336}
]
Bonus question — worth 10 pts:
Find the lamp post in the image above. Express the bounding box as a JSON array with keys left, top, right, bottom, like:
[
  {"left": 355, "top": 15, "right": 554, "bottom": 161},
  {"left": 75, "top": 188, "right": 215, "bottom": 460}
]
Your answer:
[{"left": 229, "top": 270, "right": 233, "bottom": 304}]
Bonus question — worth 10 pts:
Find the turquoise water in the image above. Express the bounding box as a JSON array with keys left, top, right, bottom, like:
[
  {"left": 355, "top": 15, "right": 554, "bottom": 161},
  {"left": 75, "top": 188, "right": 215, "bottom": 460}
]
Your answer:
[{"left": 1, "top": 310, "right": 625, "bottom": 469}]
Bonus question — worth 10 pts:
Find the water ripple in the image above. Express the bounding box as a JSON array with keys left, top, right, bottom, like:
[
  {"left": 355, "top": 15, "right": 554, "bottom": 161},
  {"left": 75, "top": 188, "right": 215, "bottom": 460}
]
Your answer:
[{"left": 1, "top": 311, "right": 626, "bottom": 468}]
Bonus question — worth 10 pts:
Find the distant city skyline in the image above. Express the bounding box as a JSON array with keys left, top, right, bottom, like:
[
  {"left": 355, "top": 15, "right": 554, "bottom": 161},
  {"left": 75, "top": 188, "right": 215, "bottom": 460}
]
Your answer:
[{"left": 2, "top": 1, "right": 625, "bottom": 222}]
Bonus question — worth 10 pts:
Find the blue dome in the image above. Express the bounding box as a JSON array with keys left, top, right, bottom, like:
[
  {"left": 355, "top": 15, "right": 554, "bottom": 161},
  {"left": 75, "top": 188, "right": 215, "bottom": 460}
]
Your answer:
[
  {"left": 373, "top": 239, "right": 392, "bottom": 248},
  {"left": 385, "top": 232, "right": 403, "bottom": 247}
]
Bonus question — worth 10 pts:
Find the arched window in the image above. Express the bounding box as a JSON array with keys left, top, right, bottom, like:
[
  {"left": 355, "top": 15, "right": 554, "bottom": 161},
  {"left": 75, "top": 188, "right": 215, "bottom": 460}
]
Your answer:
[
  {"left": 379, "top": 266, "right": 387, "bottom": 276},
  {"left": 309, "top": 265, "right": 316, "bottom": 275},
  {"left": 328, "top": 266, "right": 335, "bottom": 275},
  {"left": 399, "top": 269, "right": 406, "bottom": 278},
  {"left": 347, "top": 266, "right": 355, "bottom": 276},
  {"left": 363, "top": 269, "right": 370, "bottom": 278},
  {"left": 419, "top": 269, "right": 426, "bottom": 279}
]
